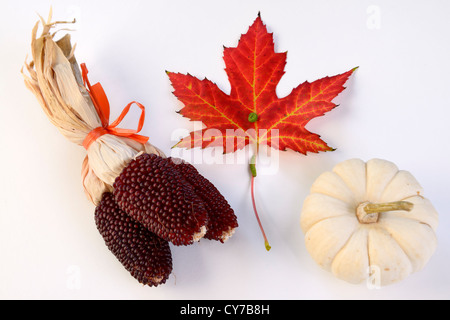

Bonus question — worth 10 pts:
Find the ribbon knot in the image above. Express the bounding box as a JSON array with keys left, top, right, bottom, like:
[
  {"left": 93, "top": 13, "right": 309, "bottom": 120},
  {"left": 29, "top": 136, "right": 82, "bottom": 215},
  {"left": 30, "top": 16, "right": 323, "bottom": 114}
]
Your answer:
[{"left": 80, "top": 63, "right": 149, "bottom": 150}]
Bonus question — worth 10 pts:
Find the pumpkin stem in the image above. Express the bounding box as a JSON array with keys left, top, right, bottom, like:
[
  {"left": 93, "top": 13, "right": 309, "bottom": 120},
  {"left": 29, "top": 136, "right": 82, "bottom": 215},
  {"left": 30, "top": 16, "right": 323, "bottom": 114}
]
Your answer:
[{"left": 356, "top": 201, "right": 414, "bottom": 224}]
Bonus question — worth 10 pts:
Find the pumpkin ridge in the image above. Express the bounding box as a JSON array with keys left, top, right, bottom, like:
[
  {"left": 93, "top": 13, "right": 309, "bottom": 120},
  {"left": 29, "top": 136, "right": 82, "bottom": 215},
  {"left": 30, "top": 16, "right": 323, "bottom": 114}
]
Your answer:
[
  {"left": 305, "top": 213, "right": 356, "bottom": 234},
  {"left": 378, "top": 214, "right": 437, "bottom": 264},
  {"left": 365, "top": 158, "right": 398, "bottom": 202},
  {"left": 332, "top": 158, "right": 367, "bottom": 203},
  {"left": 301, "top": 193, "right": 356, "bottom": 232},
  {"left": 367, "top": 226, "right": 413, "bottom": 284},
  {"left": 379, "top": 170, "right": 424, "bottom": 202},
  {"left": 375, "top": 222, "right": 411, "bottom": 262},
  {"left": 328, "top": 225, "right": 359, "bottom": 271},
  {"left": 310, "top": 171, "right": 356, "bottom": 204},
  {"left": 332, "top": 227, "right": 370, "bottom": 276},
  {"left": 378, "top": 169, "right": 399, "bottom": 199},
  {"left": 304, "top": 216, "right": 359, "bottom": 270}
]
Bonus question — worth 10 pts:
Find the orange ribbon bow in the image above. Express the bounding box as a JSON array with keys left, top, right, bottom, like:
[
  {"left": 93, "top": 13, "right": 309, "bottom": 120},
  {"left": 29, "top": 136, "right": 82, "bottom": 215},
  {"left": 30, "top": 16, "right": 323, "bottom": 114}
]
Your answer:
[{"left": 80, "top": 63, "right": 149, "bottom": 150}]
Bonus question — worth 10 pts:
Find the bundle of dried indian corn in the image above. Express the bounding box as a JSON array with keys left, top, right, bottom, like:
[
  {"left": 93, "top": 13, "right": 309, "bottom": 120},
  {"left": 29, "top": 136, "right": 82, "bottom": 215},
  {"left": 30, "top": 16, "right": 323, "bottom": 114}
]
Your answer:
[{"left": 22, "top": 11, "right": 238, "bottom": 287}]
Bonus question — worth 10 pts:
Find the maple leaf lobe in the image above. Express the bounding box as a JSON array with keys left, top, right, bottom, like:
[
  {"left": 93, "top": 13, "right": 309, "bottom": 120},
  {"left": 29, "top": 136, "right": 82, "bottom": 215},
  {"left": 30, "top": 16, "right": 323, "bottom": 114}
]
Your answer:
[{"left": 168, "top": 15, "right": 356, "bottom": 155}]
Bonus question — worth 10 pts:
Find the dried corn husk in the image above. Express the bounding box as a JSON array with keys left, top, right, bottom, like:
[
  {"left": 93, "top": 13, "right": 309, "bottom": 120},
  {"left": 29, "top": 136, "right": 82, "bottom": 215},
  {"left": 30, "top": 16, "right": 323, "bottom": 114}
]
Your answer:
[{"left": 22, "top": 11, "right": 164, "bottom": 205}]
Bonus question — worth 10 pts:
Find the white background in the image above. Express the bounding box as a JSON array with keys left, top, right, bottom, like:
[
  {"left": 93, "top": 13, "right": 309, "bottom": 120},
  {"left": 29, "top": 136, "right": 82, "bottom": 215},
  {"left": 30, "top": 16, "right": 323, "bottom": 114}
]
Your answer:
[{"left": 1, "top": 0, "right": 449, "bottom": 300}]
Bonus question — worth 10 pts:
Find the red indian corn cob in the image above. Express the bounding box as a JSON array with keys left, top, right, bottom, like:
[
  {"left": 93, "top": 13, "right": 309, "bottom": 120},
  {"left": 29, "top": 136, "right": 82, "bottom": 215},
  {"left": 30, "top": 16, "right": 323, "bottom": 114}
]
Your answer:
[
  {"left": 169, "top": 157, "right": 238, "bottom": 242},
  {"left": 113, "top": 153, "right": 210, "bottom": 246},
  {"left": 95, "top": 192, "right": 173, "bottom": 286}
]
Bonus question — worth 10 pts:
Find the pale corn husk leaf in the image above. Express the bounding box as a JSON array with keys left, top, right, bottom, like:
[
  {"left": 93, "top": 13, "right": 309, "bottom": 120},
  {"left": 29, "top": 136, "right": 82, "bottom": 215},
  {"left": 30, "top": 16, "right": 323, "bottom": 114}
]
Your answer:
[
  {"left": 22, "top": 13, "right": 164, "bottom": 205},
  {"left": 81, "top": 156, "right": 113, "bottom": 205}
]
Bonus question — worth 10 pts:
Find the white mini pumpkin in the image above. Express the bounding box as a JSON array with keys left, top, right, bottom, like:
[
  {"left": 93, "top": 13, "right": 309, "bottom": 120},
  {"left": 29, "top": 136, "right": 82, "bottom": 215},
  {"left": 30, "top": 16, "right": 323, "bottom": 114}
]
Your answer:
[{"left": 300, "top": 158, "right": 438, "bottom": 286}]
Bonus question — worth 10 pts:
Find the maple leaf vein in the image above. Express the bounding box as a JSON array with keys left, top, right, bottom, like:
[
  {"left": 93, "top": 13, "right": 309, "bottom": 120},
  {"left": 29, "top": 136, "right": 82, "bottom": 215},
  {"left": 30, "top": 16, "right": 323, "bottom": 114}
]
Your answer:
[
  {"left": 260, "top": 75, "right": 346, "bottom": 141},
  {"left": 254, "top": 57, "right": 284, "bottom": 101}
]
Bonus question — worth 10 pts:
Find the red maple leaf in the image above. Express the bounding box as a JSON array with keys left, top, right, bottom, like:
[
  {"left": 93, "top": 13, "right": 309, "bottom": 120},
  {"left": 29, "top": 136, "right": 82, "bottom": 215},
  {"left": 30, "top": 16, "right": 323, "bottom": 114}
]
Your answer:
[
  {"left": 168, "top": 14, "right": 356, "bottom": 155},
  {"left": 167, "top": 14, "right": 357, "bottom": 250}
]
